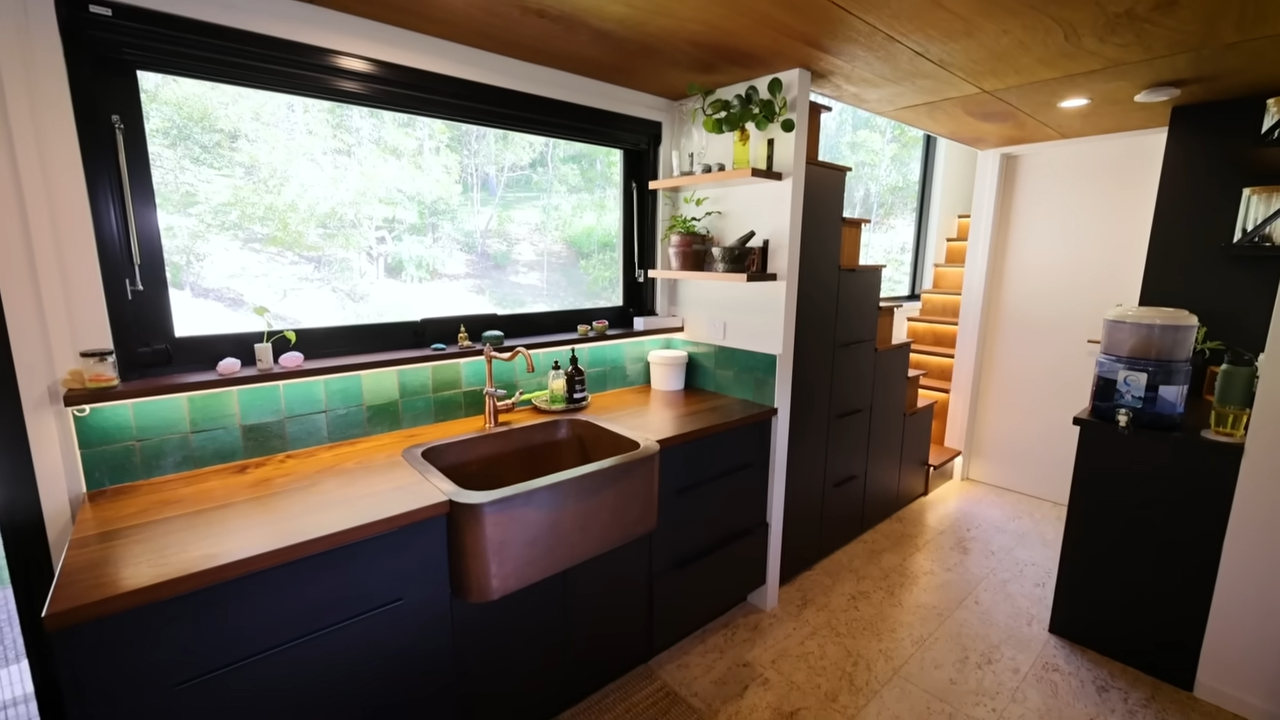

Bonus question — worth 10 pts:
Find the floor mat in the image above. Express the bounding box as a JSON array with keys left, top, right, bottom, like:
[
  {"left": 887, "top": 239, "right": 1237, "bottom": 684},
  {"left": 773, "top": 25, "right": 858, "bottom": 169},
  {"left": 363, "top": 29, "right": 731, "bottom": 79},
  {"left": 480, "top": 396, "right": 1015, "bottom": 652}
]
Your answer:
[{"left": 559, "top": 665, "right": 702, "bottom": 720}]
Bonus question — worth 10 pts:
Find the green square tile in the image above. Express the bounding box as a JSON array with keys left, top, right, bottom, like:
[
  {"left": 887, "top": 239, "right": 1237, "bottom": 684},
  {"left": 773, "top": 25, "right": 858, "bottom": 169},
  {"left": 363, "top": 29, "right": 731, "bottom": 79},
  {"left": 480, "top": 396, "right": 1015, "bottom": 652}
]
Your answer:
[
  {"left": 365, "top": 401, "right": 402, "bottom": 435},
  {"left": 624, "top": 364, "right": 648, "bottom": 388},
  {"left": 400, "top": 396, "right": 434, "bottom": 427},
  {"left": 324, "top": 376, "right": 364, "bottom": 409},
  {"left": 586, "top": 369, "right": 606, "bottom": 395},
  {"left": 81, "top": 444, "right": 140, "bottom": 491},
  {"left": 188, "top": 391, "right": 238, "bottom": 431},
  {"left": 685, "top": 364, "right": 705, "bottom": 390},
  {"left": 326, "top": 407, "right": 366, "bottom": 442},
  {"left": 643, "top": 337, "right": 670, "bottom": 352},
  {"left": 753, "top": 375, "right": 776, "bottom": 406},
  {"left": 623, "top": 340, "right": 647, "bottom": 366},
  {"left": 462, "top": 389, "right": 486, "bottom": 417},
  {"left": 398, "top": 366, "right": 433, "bottom": 399},
  {"left": 74, "top": 404, "right": 134, "bottom": 450},
  {"left": 687, "top": 344, "right": 715, "bottom": 373},
  {"left": 191, "top": 427, "right": 244, "bottom": 467},
  {"left": 236, "top": 385, "right": 283, "bottom": 424},
  {"left": 434, "top": 391, "right": 464, "bottom": 422},
  {"left": 283, "top": 381, "right": 325, "bottom": 417},
  {"left": 285, "top": 414, "right": 328, "bottom": 451},
  {"left": 713, "top": 369, "right": 735, "bottom": 396},
  {"left": 138, "top": 435, "right": 194, "bottom": 479},
  {"left": 517, "top": 378, "right": 544, "bottom": 395},
  {"left": 489, "top": 359, "right": 517, "bottom": 386},
  {"left": 362, "top": 370, "right": 400, "bottom": 405},
  {"left": 460, "top": 360, "right": 487, "bottom": 390},
  {"left": 720, "top": 371, "right": 754, "bottom": 401},
  {"left": 597, "top": 343, "right": 624, "bottom": 369},
  {"left": 606, "top": 366, "right": 626, "bottom": 391},
  {"left": 131, "top": 397, "right": 189, "bottom": 441},
  {"left": 243, "top": 420, "right": 288, "bottom": 459},
  {"left": 715, "top": 346, "right": 741, "bottom": 372},
  {"left": 741, "top": 349, "right": 776, "bottom": 376},
  {"left": 432, "top": 363, "right": 462, "bottom": 394}
]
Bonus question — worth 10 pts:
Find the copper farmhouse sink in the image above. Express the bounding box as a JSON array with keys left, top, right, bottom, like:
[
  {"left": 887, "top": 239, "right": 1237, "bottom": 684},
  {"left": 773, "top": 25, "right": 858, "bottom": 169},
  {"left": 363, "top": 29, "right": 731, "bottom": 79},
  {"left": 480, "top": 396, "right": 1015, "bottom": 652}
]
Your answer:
[{"left": 403, "top": 418, "right": 659, "bottom": 602}]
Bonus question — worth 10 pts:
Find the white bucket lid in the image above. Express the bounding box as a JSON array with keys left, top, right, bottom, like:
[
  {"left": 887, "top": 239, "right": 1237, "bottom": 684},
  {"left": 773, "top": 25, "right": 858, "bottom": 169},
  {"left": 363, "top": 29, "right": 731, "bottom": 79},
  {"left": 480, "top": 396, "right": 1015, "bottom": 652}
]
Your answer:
[
  {"left": 648, "top": 349, "right": 688, "bottom": 365},
  {"left": 1103, "top": 306, "right": 1199, "bottom": 326}
]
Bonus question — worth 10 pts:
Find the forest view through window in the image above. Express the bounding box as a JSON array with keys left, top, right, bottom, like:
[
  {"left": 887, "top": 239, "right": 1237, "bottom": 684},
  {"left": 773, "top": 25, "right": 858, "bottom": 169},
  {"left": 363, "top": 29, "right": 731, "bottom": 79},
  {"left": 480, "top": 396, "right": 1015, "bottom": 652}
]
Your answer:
[
  {"left": 811, "top": 92, "right": 928, "bottom": 297},
  {"left": 139, "top": 71, "right": 624, "bottom": 337}
]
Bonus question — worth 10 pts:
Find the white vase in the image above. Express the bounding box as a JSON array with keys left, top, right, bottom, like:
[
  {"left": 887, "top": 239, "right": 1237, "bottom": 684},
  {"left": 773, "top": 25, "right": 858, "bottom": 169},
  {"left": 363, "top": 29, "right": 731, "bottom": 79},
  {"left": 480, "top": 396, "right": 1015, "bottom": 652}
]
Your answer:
[{"left": 253, "top": 342, "right": 274, "bottom": 371}]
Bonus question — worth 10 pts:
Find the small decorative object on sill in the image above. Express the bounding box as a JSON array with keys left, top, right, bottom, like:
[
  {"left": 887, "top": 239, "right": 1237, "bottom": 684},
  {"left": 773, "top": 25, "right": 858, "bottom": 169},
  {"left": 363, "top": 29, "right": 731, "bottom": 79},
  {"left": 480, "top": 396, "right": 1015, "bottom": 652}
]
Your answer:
[
  {"left": 279, "top": 351, "right": 304, "bottom": 368},
  {"left": 1233, "top": 186, "right": 1280, "bottom": 245},
  {"left": 430, "top": 343, "right": 447, "bottom": 351},
  {"left": 592, "top": 320, "right": 609, "bottom": 334},
  {"left": 688, "top": 75, "right": 796, "bottom": 170},
  {"left": 712, "top": 162, "right": 725, "bottom": 172},
  {"left": 61, "top": 368, "right": 86, "bottom": 390},
  {"left": 78, "top": 348, "right": 119, "bottom": 389},
  {"left": 577, "top": 324, "right": 590, "bottom": 336},
  {"left": 633, "top": 315, "right": 683, "bottom": 331},
  {"left": 215, "top": 357, "right": 241, "bottom": 376},
  {"left": 696, "top": 163, "right": 712, "bottom": 174},
  {"left": 457, "top": 324, "right": 474, "bottom": 349},
  {"left": 1263, "top": 97, "right": 1280, "bottom": 145},
  {"left": 252, "top": 306, "right": 296, "bottom": 371},
  {"left": 480, "top": 330, "right": 504, "bottom": 346}
]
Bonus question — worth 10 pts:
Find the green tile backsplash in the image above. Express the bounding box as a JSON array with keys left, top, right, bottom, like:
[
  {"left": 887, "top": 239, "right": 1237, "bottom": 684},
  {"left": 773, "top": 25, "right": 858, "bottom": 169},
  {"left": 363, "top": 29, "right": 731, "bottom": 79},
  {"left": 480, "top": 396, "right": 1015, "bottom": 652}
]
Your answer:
[{"left": 71, "top": 336, "right": 776, "bottom": 490}]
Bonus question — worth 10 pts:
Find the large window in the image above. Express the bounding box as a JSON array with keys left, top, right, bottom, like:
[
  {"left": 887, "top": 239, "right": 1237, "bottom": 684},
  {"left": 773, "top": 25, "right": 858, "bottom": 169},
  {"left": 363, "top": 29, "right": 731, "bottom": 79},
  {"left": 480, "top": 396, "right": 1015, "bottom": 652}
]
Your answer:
[
  {"left": 60, "top": 2, "right": 658, "bottom": 378},
  {"left": 811, "top": 93, "right": 934, "bottom": 298}
]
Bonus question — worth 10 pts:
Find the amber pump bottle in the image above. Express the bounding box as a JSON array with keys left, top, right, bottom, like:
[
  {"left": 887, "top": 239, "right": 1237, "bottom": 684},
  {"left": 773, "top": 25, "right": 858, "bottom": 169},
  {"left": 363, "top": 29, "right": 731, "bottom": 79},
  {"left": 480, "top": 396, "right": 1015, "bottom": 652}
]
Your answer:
[{"left": 566, "top": 347, "right": 587, "bottom": 404}]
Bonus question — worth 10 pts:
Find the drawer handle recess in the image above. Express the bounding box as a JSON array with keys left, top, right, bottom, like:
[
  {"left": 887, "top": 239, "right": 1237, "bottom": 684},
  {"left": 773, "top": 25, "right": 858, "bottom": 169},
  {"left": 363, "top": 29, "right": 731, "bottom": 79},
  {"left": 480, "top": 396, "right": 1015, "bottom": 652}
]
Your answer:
[
  {"left": 835, "top": 409, "right": 864, "bottom": 420},
  {"left": 675, "top": 463, "right": 754, "bottom": 497},
  {"left": 832, "top": 474, "right": 860, "bottom": 488}
]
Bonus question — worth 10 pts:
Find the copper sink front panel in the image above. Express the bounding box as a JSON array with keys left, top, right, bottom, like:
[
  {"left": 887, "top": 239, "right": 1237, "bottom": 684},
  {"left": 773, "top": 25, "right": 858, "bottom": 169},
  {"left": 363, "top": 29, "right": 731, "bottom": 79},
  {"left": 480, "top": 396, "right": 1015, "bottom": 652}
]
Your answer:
[{"left": 403, "top": 417, "right": 659, "bottom": 603}]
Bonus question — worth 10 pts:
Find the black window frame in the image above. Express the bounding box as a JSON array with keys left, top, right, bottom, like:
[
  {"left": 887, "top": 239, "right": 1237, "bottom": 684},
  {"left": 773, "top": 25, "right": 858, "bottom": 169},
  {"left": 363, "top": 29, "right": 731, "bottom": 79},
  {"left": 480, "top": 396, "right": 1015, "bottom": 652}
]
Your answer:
[
  {"left": 57, "top": 1, "right": 660, "bottom": 380},
  {"left": 894, "top": 133, "right": 937, "bottom": 303}
]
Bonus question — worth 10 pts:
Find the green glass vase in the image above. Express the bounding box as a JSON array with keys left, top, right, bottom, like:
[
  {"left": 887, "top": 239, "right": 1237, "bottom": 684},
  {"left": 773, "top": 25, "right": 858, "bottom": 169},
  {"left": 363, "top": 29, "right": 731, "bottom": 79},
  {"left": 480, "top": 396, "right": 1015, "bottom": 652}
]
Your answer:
[{"left": 732, "top": 127, "right": 751, "bottom": 170}]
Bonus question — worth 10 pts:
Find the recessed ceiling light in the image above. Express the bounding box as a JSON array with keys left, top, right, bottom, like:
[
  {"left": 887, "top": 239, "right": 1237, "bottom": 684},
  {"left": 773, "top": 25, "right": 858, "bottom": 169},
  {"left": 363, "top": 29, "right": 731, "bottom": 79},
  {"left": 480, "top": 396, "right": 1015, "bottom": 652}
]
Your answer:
[
  {"left": 1057, "top": 97, "right": 1092, "bottom": 108},
  {"left": 1134, "top": 86, "right": 1182, "bottom": 103}
]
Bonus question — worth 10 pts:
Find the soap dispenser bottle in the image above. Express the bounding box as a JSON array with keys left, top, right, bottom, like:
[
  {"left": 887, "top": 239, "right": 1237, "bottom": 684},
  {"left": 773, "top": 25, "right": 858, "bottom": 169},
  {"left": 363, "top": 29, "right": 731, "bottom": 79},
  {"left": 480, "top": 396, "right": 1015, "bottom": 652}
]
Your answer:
[
  {"left": 566, "top": 347, "right": 587, "bottom": 404},
  {"left": 548, "top": 360, "right": 567, "bottom": 407}
]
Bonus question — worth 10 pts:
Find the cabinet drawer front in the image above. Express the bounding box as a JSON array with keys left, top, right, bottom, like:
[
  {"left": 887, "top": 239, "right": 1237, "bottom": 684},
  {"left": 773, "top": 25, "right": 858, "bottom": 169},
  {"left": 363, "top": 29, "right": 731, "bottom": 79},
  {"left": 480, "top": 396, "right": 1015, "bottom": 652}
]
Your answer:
[
  {"left": 831, "top": 341, "right": 875, "bottom": 415},
  {"left": 822, "top": 472, "right": 867, "bottom": 554},
  {"left": 653, "top": 463, "right": 768, "bottom": 574},
  {"left": 898, "top": 406, "right": 933, "bottom": 508},
  {"left": 835, "top": 270, "right": 880, "bottom": 346},
  {"left": 659, "top": 420, "right": 770, "bottom": 499},
  {"left": 826, "top": 409, "right": 870, "bottom": 486},
  {"left": 653, "top": 523, "right": 768, "bottom": 653}
]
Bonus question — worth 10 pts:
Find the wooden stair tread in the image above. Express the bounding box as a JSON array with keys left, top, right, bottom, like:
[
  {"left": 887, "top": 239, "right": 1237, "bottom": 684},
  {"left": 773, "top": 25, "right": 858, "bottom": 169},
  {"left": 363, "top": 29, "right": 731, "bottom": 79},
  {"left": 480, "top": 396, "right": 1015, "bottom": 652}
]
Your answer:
[
  {"left": 876, "top": 339, "right": 913, "bottom": 352},
  {"left": 946, "top": 237, "right": 969, "bottom": 242},
  {"left": 907, "top": 368, "right": 927, "bottom": 379},
  {"left": 907, "top": 396, "right": 938, "bottom": 416},
  {"left": 929, "top": 444, "right": 962, "bottom": 469},
  {"left": 912, "top": 344, "right": 956, "bottom": 358},
  {"left": 934, "top": 263, "right": 965, "bottom": 268},
  {"left": 842, "top": 216, "right": 871, "bottom": 225},
  {"left": 908, "top": 315, "right": 959, "bottom": 326},
  {"left": 957, "top": 213, "right": 970, "bottom": 219},
  {"left": 922, "top": 288, "right": 962, "bottom": 296},
  {"left": 920, "top": 377, "right": 951, "bottom": 393}
]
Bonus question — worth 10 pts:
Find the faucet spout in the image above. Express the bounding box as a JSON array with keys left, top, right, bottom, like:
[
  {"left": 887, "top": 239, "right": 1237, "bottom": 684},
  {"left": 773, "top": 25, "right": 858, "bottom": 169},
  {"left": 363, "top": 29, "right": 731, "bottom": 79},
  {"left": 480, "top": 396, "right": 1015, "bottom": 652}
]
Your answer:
[{"left": 482, "top": 345, "right": 536, "bottom": 428}]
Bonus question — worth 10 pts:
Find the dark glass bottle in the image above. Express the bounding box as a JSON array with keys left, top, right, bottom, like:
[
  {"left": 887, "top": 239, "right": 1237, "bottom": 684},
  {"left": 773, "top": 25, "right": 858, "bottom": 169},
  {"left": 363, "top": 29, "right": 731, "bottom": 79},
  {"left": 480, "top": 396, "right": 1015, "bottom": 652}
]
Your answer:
[{"left": 566, "top": 347, "right": 587, "bottom": 404}]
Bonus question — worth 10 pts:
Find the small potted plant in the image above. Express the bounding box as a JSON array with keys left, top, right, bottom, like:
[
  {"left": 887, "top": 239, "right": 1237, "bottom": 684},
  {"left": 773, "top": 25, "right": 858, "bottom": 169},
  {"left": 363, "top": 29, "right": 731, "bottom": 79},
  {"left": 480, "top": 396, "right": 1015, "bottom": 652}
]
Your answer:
[
  {"left": 1193, "top": 325, "right": 1227, "bottom": 398},
  {"left": 665, "top": 191, "right": 720, "bottom": 271},
  {"left": 253, "top": 306, "right": 297, "bottom": 371},
  {"left": 688, "top": 77, "right": 796, "bottom": 169}
]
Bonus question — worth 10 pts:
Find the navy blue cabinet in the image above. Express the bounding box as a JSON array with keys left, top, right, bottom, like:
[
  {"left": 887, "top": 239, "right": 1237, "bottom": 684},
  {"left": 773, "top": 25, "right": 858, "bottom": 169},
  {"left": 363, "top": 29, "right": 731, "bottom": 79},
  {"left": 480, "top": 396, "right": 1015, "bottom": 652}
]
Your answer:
[{"left": 52, "top": 517, "right": 455, "bottom": 720}]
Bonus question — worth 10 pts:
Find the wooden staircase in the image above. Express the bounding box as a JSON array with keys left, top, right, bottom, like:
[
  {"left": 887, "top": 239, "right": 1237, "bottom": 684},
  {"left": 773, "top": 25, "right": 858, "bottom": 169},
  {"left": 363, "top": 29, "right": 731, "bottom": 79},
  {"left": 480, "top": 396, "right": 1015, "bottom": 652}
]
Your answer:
[{"left": 907, "top": 213, "right": 968, "bottom": 480}]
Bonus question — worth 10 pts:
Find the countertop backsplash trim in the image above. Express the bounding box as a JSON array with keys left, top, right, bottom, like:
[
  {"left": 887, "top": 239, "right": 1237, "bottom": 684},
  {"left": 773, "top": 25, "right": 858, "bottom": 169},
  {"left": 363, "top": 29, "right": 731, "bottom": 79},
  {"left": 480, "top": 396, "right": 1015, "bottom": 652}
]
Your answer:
[{"left": 71, "top": 338, "right": 777, "bottom": 490}]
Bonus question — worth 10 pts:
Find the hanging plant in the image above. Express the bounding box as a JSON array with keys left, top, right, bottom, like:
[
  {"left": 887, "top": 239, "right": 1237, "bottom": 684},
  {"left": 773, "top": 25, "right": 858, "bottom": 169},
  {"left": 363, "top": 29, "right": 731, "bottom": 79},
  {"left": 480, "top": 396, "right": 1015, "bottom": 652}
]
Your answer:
[{"left": 687, "top": 77, "right": 797, "bottom": 136}]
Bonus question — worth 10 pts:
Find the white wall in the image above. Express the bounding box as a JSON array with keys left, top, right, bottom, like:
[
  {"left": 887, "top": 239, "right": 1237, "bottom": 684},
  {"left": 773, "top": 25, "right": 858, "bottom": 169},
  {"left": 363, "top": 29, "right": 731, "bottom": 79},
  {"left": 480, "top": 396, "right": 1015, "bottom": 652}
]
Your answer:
[
  {"left": 1196, "top": 287, "right": 1280, "bottom": 720},
  {"left": 0, "top": 0, "right": 675, "bottom": 557},
  {"left": 959, "top": 130, "right": 1167, "bottom": 503}
]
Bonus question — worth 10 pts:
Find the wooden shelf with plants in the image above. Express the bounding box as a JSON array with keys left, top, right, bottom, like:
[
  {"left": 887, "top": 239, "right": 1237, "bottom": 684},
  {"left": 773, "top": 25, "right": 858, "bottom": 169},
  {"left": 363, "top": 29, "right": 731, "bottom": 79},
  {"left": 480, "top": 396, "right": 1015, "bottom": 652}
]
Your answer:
[
  {"left": 906, "top": 212, "right": 969, "bottom": 470},
  {"left": 648, "top": 167, "right": 782, "bottom": 192}
]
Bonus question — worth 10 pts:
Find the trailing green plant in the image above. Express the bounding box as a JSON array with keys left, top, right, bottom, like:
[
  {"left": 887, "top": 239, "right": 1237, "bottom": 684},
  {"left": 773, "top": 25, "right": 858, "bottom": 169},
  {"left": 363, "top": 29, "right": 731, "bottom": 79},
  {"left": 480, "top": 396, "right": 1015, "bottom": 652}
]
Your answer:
[
  {"left": 663, "top": 190, "right": 721, "bottom": 237},
  {"left": 1194, "top": 325, "right": 1226, "bottom": 358},
  {"left": 253, "top": 305, "right": 297, "bottom": 347},
  {"left": 688, "top": 77, "right": 796, "bottom": 136}
]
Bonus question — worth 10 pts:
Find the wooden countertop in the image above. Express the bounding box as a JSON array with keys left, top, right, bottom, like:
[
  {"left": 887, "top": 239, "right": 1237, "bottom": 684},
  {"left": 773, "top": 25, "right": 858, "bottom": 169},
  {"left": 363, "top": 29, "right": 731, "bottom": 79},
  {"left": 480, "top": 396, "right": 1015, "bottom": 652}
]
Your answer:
[{"left": 44, "top": 387, "right": 775, "bottom": 630}]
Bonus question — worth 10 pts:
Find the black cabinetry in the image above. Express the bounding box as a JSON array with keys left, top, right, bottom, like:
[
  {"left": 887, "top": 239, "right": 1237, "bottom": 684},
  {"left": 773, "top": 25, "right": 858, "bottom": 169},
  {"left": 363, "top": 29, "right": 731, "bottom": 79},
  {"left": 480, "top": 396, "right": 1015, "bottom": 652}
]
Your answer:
[
  {"left": 52, "top": 517, "right": 455, "bottom": 720},
  {"left": 865, "top": 344, "right": 910, "bottom": 528}
]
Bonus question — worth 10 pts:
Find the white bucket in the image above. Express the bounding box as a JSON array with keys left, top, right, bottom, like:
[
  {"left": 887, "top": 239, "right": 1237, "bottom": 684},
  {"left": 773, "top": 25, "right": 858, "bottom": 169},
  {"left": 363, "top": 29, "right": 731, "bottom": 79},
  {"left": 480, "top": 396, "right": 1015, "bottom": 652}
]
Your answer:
[{"left": 648, "top": 349, "right": 688, "bottom": 391}]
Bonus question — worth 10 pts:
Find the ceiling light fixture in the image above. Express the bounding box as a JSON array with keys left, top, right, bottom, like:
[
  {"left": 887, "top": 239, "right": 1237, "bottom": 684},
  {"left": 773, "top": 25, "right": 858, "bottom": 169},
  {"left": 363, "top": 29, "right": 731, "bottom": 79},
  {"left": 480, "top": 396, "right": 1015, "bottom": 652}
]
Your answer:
[
  {"left": 1134, "top": 86, "right": 1182, "bottom": 103},
  {"left": 1057, "top": 97, "right": 1092, "bottom": 108}
]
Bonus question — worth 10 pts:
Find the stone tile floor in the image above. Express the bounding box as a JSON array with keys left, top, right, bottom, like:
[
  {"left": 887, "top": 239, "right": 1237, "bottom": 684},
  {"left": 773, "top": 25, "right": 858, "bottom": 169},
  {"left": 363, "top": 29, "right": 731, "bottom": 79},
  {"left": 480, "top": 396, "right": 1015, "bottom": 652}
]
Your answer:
[{"left": 566, "top": 479, "right": 1240, "bottom": 720}]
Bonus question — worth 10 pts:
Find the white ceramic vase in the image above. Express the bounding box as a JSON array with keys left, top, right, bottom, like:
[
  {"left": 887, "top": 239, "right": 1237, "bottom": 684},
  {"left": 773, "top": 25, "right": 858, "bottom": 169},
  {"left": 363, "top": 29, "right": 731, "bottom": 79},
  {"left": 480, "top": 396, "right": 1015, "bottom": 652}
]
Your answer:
[{"left": 253, "top": 342, "right": 274, "bottom": 371}]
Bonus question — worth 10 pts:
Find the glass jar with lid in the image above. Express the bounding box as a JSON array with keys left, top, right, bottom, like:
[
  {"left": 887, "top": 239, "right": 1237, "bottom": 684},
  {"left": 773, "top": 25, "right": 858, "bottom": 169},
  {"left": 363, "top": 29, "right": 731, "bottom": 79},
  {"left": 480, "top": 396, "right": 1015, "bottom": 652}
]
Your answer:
[{"left": 80, "top": 348, "right": 120, "bottom": 389}]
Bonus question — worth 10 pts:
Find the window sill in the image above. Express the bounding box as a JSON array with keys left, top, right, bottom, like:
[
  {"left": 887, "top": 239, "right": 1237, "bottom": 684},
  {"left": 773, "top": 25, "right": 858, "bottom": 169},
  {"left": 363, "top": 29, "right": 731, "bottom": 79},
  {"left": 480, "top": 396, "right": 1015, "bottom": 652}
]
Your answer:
[{"left": 63, "top": 327, "right": 680, "bottom": 408}]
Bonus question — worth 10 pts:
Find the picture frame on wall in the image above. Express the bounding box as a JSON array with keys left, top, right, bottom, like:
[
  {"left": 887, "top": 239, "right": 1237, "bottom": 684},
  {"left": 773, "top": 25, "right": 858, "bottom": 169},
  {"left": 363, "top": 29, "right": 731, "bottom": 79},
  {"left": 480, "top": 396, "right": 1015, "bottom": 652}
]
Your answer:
[
  {"left": 1234, "top": 186, "right": 1280, "bottom": 245},
  {"left": 1264, "top": 97, "right": 1280, "bottom": 146}
]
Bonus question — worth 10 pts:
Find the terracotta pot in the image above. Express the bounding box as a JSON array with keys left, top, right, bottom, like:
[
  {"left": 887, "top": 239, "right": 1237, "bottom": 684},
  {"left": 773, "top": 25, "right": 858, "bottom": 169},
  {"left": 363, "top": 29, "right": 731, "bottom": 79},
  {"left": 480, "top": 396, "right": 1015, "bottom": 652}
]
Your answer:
[{"left": 668, "top": 233, "right": 708, "bottom": 271}]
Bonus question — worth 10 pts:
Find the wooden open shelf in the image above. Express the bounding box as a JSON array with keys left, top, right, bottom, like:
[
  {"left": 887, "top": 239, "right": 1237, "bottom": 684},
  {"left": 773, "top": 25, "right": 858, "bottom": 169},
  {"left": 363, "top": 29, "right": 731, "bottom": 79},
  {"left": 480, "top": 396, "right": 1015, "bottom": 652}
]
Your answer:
[
  {"left": 648, "top": 168, "right": 782, "bottom": 191},
  {"left": 945, "top": 237, "right": 969, "bottom": 242},
  {"left": 647, "top": 270, "right": 777, "bottom": 283},
  {"left": 921, "top": 288, "right": 962, "bottom": 296}
]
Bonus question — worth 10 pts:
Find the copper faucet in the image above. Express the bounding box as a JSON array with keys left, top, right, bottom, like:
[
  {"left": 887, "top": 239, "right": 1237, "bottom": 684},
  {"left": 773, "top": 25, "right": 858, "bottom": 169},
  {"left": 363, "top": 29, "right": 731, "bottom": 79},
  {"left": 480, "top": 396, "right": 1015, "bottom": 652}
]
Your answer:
[{"left": 483, "top": 344, "right": 535, "bottom": 428}]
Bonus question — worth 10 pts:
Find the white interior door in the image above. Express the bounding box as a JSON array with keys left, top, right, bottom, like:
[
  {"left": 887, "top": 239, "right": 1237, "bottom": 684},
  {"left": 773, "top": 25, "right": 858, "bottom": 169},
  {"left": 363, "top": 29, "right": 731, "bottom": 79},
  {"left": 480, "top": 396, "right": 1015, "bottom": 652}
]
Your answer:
[{"left": 966, "top": 131, "right": 1167, "bottom": 504}]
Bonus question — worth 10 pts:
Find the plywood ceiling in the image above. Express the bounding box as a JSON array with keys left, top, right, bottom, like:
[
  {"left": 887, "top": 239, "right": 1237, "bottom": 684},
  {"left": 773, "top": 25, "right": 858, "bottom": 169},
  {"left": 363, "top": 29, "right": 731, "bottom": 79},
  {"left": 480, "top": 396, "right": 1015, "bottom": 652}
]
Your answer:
[{"left": 303, "top": 0, "right": 1280, "bottom": 149}]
